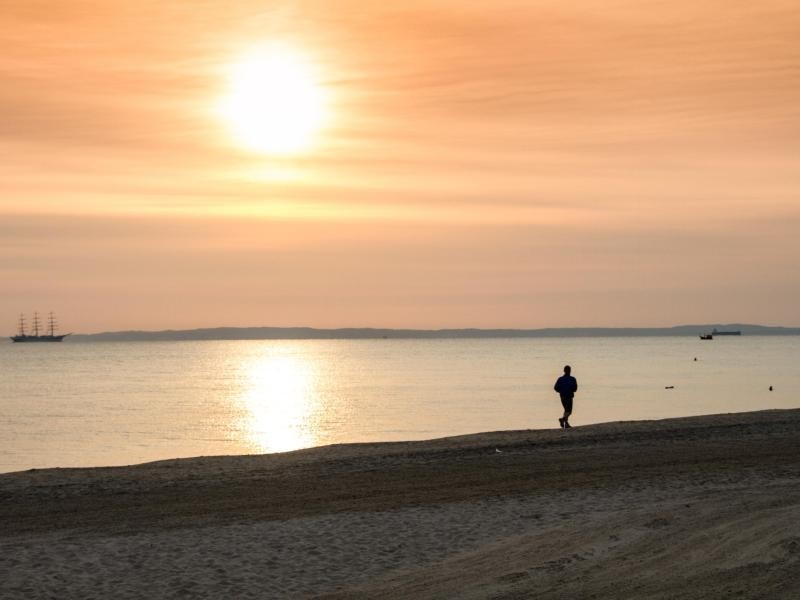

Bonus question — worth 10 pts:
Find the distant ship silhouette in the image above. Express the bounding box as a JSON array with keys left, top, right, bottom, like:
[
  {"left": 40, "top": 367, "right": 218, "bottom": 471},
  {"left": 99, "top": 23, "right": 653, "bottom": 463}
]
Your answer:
[{"left": 10, "top": 312, "right": 70, "bottom": 342}]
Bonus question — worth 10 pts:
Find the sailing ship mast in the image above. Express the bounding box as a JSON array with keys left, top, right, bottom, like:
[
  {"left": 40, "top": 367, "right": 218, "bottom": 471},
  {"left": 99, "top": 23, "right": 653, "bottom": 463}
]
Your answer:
[{"left": 48, "top": 311, "right": 58, "bottom": 337}]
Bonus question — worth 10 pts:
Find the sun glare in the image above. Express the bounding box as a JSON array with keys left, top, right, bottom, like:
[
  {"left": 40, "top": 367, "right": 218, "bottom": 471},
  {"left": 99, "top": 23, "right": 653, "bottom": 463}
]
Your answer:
[
  {"left": 221, "top": 44, "right": 328, "bottom": 155},
  {"left": 240, "top": 353, "right": 319, "bottom": 453}
]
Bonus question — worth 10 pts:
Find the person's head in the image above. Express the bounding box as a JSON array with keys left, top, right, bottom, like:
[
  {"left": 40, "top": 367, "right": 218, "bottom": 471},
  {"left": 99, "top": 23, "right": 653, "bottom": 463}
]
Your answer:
[{"left": 563, "top": 365, "right": 571, "bottom": 375}]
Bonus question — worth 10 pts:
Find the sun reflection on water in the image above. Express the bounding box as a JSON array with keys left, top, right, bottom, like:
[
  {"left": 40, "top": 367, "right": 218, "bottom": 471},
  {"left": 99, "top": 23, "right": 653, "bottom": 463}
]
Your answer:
[{"left": 239, "top": 353, "right": 319, "bottom": 453}]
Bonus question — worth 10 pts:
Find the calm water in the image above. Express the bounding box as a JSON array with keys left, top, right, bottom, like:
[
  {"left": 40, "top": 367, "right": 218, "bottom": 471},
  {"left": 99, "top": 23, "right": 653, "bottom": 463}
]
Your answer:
[{"left": 1, "top": 336, "right": 798, "bottom": 473}]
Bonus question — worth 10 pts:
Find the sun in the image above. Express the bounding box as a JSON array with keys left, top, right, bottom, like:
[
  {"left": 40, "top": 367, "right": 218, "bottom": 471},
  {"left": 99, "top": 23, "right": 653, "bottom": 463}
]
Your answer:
[{"left": 221, "top": 44, "right": 328, "bottom": 155}]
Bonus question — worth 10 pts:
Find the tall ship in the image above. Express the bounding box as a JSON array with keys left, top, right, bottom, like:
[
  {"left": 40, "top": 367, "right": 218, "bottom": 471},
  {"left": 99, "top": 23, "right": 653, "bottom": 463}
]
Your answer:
[{"left": 10, "top": 312, "right": 70, "bottom": 342}]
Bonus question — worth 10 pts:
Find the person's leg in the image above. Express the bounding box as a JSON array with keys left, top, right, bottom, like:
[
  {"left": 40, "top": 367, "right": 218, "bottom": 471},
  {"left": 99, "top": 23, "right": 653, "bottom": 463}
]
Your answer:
[
  {"left": 561, "top": 395, "right": 573, "bottom": 427},
  {"left": 560, "top": 395, "right": 572, "bottom": 427}
]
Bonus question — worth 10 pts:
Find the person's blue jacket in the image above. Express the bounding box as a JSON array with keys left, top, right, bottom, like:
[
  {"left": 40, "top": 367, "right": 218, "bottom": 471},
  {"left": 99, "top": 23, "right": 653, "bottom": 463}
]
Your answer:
[{"left": 554, "top": 375, "right": 578, "bottom": 398}]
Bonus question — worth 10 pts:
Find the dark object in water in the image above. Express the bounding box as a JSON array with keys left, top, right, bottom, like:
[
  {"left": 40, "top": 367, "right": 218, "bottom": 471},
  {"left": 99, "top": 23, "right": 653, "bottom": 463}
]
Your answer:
[
  {"left": 712, "top": 328, "right": 741, "bottom": 336},
  {"left": 665, "top": 386, "right": 675, "bottom": 389},
  {"left": 769, "top": 386, "right": 773, "bottom": 391},
  {"left": 699, "top": 334, "right": 713, "bottom": 340}
]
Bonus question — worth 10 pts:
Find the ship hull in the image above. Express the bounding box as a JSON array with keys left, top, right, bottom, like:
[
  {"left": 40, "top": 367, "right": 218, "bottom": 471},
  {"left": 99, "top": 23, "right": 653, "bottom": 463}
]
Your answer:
[{"left": 10, "top": 335, "right": 68, "bottom": 343}]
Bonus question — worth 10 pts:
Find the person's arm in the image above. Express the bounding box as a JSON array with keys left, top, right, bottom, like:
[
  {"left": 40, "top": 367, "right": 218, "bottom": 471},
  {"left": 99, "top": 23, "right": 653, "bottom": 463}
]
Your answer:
[{"left": 554, "top": 378, "right": 560, "bottom": 393}]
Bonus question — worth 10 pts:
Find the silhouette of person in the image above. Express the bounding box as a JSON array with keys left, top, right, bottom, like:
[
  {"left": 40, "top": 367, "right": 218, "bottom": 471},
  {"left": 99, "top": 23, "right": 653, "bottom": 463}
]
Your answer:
[{"left": 554, "top": 365, "right": 578, "bottom": 429}]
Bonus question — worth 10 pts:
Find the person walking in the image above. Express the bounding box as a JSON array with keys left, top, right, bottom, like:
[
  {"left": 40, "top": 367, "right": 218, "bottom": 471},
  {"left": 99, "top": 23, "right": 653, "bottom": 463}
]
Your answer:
[{"left": 554, "top": 365, "right": 577, "bottom": 429}]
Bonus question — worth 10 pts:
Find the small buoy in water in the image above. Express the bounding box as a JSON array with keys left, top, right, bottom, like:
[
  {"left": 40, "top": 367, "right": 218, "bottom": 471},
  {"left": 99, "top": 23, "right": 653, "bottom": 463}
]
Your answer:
[
  {"left": 693, "top": 357, "right": 697, "bottom": 361},
  {"left": 769, "top": 385, "right": 773, "bottom": 391}
]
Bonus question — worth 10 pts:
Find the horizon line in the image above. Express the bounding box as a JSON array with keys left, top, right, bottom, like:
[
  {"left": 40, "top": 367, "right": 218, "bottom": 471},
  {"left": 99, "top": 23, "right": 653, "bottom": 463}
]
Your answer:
[{"left": 51, "top": 322, "right": 800, "bottom": 341}]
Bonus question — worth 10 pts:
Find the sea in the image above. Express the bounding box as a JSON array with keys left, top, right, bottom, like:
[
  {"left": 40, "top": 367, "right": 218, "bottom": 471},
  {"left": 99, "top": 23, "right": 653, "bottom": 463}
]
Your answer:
[{"left": 1, "top": 336, "right": 798, "bottom": 473}]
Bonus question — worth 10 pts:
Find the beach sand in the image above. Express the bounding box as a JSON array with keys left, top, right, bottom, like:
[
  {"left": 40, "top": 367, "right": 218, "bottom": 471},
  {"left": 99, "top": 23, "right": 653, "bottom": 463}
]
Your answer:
[{"left": 2, "top": 409, "right": 800, "bottom": 599}]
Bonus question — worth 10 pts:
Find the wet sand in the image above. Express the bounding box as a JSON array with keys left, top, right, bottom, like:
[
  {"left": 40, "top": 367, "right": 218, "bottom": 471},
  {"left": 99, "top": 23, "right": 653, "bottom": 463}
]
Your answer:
[{"left": 2, "top": 409, "right": 800, "bottom": 599}]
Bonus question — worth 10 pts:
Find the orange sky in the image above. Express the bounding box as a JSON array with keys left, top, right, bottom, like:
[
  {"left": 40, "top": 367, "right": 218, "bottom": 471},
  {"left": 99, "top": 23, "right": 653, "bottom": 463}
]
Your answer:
[{"left": 3, "top": 1, "right": 799, "bottom": 332}]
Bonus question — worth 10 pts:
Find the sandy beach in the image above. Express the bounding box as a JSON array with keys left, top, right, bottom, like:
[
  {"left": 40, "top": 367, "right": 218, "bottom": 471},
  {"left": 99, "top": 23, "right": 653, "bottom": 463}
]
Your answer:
[{"left": 2, "top": 409, "right": 799, "bottom": 599}]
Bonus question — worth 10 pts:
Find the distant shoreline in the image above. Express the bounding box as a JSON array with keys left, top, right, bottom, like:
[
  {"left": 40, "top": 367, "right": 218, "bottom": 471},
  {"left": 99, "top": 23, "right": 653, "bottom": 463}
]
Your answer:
[{"left": 43, "top": 323, "right": 800, "bottom": 342}]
